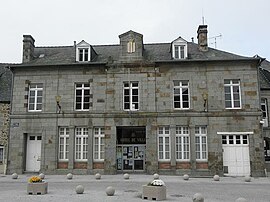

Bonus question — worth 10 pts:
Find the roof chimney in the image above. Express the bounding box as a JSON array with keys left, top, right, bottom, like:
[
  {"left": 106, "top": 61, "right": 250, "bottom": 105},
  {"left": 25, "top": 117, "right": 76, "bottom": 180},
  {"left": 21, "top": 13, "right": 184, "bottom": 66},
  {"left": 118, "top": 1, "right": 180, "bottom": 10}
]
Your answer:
[
  {"left": 197, "top": 25, "right": 208, "bottom": 51},
  {"left": 23, "top": 35, "right": 35, "bottom": 63}
]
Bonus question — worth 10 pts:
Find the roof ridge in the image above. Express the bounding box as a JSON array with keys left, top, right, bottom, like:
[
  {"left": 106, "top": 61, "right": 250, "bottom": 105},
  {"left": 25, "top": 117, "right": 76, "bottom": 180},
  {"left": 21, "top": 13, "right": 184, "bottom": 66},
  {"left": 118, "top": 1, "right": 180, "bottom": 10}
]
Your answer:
[{"left": 35, "top": 45, "right": 74, "bottom": 48}]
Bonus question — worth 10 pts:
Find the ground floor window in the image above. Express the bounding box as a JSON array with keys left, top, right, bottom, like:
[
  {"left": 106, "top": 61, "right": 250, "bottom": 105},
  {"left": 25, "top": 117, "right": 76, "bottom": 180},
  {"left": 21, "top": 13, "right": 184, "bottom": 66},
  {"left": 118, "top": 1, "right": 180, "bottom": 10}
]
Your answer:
[
  {"left": 59, "top": 127, "right": 69, "bottom": 161},
  {"left": 75, "top": 127, "right": 88, "bottom": 161},
  {"left": 175, "top": 126, "right": 190, "bottom": 161},
  {"left": 158, "top": 126, "right": 170, "bottom": 161},
  {"left": 264, "top": 137, "right": 270, "bottom": 161},
  {"left": 0, "top": 146, "right": 4, "bottom": 164},
  {"left": 195, "top": 126, "right": 207, "bottom": 161},
  {"left": 94, "top": 127, "right": 105, "bottom": 161}
]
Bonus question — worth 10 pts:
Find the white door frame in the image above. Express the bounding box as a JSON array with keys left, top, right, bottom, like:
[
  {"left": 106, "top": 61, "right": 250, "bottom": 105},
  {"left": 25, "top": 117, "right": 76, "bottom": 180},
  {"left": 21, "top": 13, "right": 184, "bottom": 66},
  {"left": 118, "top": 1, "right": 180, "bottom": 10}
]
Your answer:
[{"left": 26, "top": 134, "right": 42, "bottom": 172}]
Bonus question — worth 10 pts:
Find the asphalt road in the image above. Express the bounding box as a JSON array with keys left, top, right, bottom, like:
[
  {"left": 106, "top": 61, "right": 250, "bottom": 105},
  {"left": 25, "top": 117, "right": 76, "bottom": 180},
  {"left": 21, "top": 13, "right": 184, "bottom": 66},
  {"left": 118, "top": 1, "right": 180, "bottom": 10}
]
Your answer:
[{"left": 0, "top": 174, "right": 269, "bottom": 202}]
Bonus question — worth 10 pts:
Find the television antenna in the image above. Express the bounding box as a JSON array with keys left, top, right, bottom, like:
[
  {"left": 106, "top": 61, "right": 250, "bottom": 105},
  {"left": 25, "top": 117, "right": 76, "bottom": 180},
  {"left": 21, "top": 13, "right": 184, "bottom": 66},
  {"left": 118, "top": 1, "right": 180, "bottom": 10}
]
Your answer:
[{"left": 208, "top": 34, "right": 222, "bottom": 49}]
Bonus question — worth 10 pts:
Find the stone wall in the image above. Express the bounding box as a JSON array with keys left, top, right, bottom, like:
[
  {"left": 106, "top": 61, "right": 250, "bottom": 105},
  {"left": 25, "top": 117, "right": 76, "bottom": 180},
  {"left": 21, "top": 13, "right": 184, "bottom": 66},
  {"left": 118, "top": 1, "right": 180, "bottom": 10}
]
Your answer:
[
  {"left": 7, "top": 61, "right": 265, "bottom": 176},
  {"left": 0, "top": 103, "right": 10, "bottom": 174}
]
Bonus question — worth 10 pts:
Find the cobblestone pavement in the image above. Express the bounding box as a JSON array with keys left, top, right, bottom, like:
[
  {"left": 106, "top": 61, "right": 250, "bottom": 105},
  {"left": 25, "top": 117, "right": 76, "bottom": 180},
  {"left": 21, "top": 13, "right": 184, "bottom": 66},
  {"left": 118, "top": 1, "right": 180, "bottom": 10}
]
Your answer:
[{"left": 0, "top": 174, "right": 269, "bottom": 202}]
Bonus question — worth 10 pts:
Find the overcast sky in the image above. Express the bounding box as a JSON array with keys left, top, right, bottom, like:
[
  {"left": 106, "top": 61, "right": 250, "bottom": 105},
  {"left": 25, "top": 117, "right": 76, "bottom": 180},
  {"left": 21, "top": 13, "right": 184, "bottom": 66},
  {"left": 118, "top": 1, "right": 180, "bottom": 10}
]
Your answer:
[{"left": 0, "top": 0, "right": 269, "bottom": 63}]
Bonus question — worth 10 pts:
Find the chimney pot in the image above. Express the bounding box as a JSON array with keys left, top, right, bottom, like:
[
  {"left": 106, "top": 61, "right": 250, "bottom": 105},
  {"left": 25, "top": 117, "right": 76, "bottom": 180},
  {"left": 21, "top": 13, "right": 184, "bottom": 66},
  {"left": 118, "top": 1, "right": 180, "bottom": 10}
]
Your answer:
[
  {"left": 197, "top": 25, "right": 208, "bottom": 51},
  {"left": 23, "top": 35, "right": 35, "bottom": 63}
]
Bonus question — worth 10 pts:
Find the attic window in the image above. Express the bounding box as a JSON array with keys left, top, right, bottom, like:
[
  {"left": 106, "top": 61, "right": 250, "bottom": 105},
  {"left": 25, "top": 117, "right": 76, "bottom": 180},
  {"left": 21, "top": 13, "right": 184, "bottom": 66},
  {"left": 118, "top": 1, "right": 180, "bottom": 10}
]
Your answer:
[
  {"left": 127, "top": 39, "right": 135, "bottom": 53},
  {"left": 172, "top": 37, "right": 188, "bottom": 59},
  {"left": 174, "top": 45, "right": 185, "bottom": 59},
  {"left": 78, "top": 48, "right": 89, "bottom": 61},
  {"left": 76, "top": 40, "right": 91, "bottom": 62}
]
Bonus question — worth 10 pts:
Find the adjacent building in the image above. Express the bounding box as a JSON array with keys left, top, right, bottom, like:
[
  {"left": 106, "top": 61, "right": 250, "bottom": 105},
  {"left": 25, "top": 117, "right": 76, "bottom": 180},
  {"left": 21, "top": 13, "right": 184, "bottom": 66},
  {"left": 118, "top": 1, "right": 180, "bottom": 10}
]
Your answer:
[
  {"left": 258, "top": 58, "right": 270, "bottom": 172},
  {"left": 0, "top": 64, "right": 12, "bottom": 174},
  {"left": 7, "top": 25, "right": 266, "bottom": 176}
]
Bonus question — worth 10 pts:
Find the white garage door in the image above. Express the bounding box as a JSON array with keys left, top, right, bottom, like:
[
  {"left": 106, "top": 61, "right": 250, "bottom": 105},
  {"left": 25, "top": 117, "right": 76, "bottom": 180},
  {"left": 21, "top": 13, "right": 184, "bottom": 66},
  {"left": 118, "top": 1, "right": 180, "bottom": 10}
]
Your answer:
[{"left": 222, "top": 134, "right": 250, "bottom": 176}]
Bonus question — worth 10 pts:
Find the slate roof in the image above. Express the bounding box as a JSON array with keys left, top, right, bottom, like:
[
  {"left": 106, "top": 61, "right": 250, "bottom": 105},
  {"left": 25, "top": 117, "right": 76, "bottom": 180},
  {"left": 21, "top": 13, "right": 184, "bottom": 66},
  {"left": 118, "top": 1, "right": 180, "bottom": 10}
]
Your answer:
[
  {"left": 19, "top": 41, "right": 256, "bottom": 67},
  {"left": 259, "top": 59, "right": 270, "bottom": 89},
  {"left": 0, "top": 64, "right": 12, "bottom": 102}
]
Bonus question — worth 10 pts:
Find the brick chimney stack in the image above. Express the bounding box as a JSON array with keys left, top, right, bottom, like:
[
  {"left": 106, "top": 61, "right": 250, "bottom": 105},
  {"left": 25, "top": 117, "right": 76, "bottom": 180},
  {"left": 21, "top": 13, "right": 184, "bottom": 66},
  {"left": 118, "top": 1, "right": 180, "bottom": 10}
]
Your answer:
[
  {"left": 23, "top": 35, "right": 35, "bottom": 63},
  {"left": 197, "top": 25, "right": 208, "bottom": 51}
]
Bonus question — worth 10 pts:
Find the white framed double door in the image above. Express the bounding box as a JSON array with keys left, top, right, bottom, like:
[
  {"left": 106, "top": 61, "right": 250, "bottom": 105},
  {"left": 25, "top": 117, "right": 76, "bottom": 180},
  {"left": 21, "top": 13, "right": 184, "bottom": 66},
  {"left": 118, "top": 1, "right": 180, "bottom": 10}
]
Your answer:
[
  {"left": 222, "top": 134, "right": 250, "bottom": 176},
  {"left": 26, "top": 134, "right": 42, "bottom": 172}
]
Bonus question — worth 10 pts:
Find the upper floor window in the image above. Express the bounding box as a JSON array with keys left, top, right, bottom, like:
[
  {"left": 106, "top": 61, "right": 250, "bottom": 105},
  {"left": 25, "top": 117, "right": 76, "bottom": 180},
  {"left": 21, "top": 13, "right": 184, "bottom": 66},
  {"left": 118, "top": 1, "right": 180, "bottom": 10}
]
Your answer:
[
  {"left": 172, "top": 37, "right": 188, "bottom": 59},
  {"left": 76, "top": 40, "right": 91, "bottom": 62},
  {"left": 174, "top": 80, "right": 190, "bottom": 109},
  {"left": 158, "top": 126, "right": 170, "bottom": 161},
  {"left": 28, "top": 83, "right": 43, "bottom": 112},
  {"left": 93, "top": 127, "right": 105, "bottom": 161},
  {"left": 224, "top": 79, "right": 241, "bottom": 109},
  {"left": 75, "top": 83, "right": 91, "bottom": 111},
  {"left": 59, "top": 127, "right": 69, "bottom": 161},
  {"left": 127, "top": 39, "right": 135, "bottom": 53},
  {"left": 123, "top": 82, "right": 139, "bottom": 111},
  {"left": 195, "top": 126, "right": 207, "bottom": 161},
  {"left": 261, "top": 98, "right": 268, "bottom": 127},
  {"left": 176, "top": 126, "right": 190, "bottom": 161}
]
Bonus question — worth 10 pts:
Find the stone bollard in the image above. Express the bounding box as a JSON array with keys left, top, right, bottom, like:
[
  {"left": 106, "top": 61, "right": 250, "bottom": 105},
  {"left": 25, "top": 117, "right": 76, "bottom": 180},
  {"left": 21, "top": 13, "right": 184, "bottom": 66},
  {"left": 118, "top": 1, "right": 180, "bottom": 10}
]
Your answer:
[
  {"left": 193, "top": 193, "right": 204, "bottom": 202},
  {"left": 12, "top": 173, "right": 18, "bottom": 179},
  {"left": 244, "top": 176, "right": 251, "bottom": 182},
  {"left": 67, "top": 173, "right": 73, "bottom": 180},
  {"left": 75, "top": 185, "right": 84, "bottom": 194},
  {"left": 235, "top": 197, "right": 248, "bottom": 202},
  {"left": 95, "top": 173, "right": 101, "bottom": 180},
  {"left": 39, "top": 173, "right": 45, "bottom": 180},
  {"left": 213, "top": 175, "right": 220, "bottom": 181},
  {"left": 123, "top": 173, "right": 130, "bottom": 180},
  {"left": 106, "top": 186, "right": 115, "bottom": 196},
  {"left": 153, "top": 173, "right": 159, "bottom": 180},
  {"left": 183, "top": 174, "right": 189, "bottom": 181}
]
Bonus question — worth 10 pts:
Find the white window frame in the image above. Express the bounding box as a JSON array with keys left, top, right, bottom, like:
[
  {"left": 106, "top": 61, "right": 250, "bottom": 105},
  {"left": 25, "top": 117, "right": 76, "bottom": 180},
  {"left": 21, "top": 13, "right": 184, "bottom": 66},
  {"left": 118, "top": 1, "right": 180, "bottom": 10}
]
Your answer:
[
  {"left": 127, "top": 39, "right": 135, "bottom": 53},
  {"left": 123, "top": 81, "right": 139, "bottom": 111},
  {"left": 221, "top": 134, "right": 249, "bottom": 145},
  {"left": 175, "top": 126, "right": 190, "bottom": 161},
  {"left": 76, "top": 40, "right": 91, "bottom": 62},
  {"left": 75, "top": 83, "right": 91, "bottom": 111},
  {"left": 93, "top": 127, "right": 105, "bottom": 162},
  {"left": 28, "top": 84, "right": 43, "bottom": 112},
  {"left": 75, "top": 127, "right": 88, "bottom": 161},
  {"left": 158, "top": 126, "right": 170, "bottom": 161},
  {"left": 195, "top": 126, "right": 208, "bottom": 161},
  {"left": 261, "top": 98, "right": 268, "bottom": 127},
  {"left": 173, "top": 80, "right": 190, "bottom": 109},
  {"left": 172, "top": 38, "right": 188, "bottom": 59},
  {"left": 224, "top": 79, "right": 241, "bottom": 109},
  {"left": 58, "top": 127, "right": 69, "bottom": 161},
  {"left": 0, "top": 146, "right": 4, "bottom": 164}
]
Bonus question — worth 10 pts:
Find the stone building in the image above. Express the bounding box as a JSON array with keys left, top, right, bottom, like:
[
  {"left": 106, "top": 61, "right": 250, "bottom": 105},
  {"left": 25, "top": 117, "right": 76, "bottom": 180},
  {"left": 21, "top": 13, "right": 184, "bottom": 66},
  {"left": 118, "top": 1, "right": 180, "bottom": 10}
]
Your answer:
[
  {"left": 0, "top": 64, "right": 12, "bottom": 174},
  {"left": 258, "top": 58, "right": 270, "bottom": 173},
  {"left": 7, "top": 25, "right": 266, "bottom": 176}
]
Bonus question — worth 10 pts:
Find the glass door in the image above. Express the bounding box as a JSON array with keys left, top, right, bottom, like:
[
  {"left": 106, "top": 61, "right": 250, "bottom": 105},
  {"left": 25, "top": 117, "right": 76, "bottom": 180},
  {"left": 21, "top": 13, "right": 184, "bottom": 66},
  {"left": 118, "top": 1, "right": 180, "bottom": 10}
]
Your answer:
[
  {"left": 134, "top": 146, "right": 144, "bottom": 170},
  {"left": 117, "top": 145, "right": 145, "bottom": 171}
]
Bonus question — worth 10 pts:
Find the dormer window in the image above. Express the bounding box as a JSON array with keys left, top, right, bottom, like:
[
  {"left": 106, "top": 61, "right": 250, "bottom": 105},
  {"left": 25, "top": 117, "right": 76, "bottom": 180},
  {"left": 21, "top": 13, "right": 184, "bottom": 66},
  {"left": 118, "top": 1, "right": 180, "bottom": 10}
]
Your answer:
[
  {"left": 78, "top": 48, "right": 89, "bottom": 61},
  {"left": 76, "top": 40, "right": 91, "bottom": 62},
  {"left": 127, "top": 39, "right": 135, "bottom": 53},
  {"left": 172, "top": 37, "right": 188, "bottom": 59}
]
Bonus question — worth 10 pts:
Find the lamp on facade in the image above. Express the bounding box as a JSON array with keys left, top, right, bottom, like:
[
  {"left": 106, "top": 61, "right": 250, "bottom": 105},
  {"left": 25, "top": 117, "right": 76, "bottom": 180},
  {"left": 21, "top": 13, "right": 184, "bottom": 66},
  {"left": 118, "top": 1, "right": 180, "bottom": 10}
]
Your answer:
[
  {"left": 55, "top": 95, "right": 62, "bottom": 113},
  {"left": 202, "top": 92, "right": 208, "bottom": 112}
]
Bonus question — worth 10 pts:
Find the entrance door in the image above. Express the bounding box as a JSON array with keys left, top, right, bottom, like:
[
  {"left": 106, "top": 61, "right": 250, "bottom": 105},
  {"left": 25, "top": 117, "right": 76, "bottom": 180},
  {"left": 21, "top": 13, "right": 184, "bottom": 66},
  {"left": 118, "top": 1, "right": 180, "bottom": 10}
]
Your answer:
[
  {"left": 222, "top": 134, "right": 250, "bottom": 176},
  {"left": 117, "top": 145, "right": 145, "bottom": 171},
  {"left": 26, "top": 135, "right": 42, "bottom": 172}
]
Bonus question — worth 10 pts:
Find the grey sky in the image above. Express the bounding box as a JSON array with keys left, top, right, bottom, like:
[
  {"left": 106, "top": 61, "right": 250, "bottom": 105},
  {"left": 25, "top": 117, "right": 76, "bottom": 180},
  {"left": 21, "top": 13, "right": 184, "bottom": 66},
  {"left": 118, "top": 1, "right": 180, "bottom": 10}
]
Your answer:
[{"left": 0, "top": 0, "right": 269, "bottom": 63}]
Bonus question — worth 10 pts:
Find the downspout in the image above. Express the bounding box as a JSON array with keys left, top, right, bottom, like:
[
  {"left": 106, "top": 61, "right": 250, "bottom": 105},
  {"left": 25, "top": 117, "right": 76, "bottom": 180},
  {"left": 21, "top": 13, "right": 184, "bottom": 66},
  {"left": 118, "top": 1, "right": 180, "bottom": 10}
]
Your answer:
[{"left": 5, "top": 65, "right": 13, "bottom": 175}]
